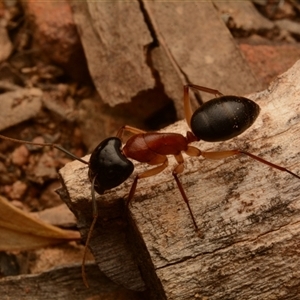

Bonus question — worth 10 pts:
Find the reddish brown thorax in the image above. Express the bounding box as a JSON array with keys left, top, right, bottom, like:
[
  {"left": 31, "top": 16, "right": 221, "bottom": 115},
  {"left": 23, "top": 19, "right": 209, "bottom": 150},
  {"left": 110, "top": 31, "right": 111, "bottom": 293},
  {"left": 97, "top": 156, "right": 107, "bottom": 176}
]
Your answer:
[{"left": 123, "top": 132, "right": 191, "bottom": 163}]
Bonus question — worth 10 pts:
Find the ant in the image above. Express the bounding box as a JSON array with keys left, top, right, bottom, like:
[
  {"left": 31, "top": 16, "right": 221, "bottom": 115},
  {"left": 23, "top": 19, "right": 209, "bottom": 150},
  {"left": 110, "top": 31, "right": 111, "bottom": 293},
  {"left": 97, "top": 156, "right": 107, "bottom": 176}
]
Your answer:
[{"left": 0, "top": 84, "right": 299, "bottom": 288}]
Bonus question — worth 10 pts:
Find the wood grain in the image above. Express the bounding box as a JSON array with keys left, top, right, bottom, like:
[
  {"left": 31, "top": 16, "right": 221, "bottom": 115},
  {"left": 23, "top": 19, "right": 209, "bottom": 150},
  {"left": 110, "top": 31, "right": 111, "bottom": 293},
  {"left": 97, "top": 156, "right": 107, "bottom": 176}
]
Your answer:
[
  {"left": 59, "top": 60, "right": 300, "bottom": 299},
  {"left": 128, "top": 61, "right": 300, "bottom": 299},
  {"left": 142, "top": 1, "right": 259, "bottom": 109},
  {"left": 0, "top": 263, "right": 145, "bottom": 300},
  {"left": 71, "top": 1, "right": 259, "bottom": 118},
  {"left": 70, "top": 0, "right": 154, "bottom": 106}
]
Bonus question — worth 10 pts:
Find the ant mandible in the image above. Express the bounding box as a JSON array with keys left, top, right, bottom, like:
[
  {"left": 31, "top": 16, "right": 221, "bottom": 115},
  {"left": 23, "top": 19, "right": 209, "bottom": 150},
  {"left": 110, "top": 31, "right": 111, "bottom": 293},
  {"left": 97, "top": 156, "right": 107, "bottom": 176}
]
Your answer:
[{"left": 0, "top": 84, "right": 299, "bottom": 288}]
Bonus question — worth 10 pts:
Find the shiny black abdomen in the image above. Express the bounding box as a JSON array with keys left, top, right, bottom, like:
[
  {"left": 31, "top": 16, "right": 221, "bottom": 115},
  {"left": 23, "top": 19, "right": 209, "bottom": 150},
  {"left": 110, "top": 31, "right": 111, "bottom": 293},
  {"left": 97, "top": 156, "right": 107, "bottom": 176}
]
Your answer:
[{"left": 191, "top": 96, "right": 260, "bottom": 142}]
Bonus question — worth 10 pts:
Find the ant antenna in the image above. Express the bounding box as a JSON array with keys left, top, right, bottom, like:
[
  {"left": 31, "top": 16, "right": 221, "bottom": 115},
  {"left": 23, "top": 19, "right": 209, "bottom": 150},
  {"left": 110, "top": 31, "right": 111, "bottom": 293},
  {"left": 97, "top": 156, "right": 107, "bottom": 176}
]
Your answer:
[
  {"left": 0, "top": 134, "right": 89, "bottom": 165},
  {"left": 81, "top": 175, "right": 98, "bottom": 288}
]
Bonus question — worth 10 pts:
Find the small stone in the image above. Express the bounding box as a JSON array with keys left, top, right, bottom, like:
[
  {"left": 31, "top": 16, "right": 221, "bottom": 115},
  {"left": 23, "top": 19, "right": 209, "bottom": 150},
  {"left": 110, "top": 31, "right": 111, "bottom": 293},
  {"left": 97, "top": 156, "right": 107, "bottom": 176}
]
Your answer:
[
  {"left": 275, "top": 19, "right": 300, "bottom": 37},
  {"left": 11, "top": 144, "right": 30, "bottom": 166},
  {"left": 6, "top": 180, "right": 28, "bottom": 200},
  {"left": 0, "top": 25, "right": 13, "bottom": 63}
]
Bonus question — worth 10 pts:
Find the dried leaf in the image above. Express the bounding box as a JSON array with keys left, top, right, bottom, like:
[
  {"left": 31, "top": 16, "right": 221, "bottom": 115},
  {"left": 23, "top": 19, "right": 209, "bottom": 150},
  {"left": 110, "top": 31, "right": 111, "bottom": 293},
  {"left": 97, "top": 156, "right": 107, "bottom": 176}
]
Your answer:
[{"left": 0, "top": 196, "right": 80, "bottom": 251}]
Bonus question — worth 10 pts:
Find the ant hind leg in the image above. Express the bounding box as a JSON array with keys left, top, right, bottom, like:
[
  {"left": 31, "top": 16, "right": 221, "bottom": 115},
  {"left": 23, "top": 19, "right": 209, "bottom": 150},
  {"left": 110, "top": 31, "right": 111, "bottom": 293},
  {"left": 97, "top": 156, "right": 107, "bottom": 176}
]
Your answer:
[{"left": 201, "top": 149, "right": 300, "bottom": 180}]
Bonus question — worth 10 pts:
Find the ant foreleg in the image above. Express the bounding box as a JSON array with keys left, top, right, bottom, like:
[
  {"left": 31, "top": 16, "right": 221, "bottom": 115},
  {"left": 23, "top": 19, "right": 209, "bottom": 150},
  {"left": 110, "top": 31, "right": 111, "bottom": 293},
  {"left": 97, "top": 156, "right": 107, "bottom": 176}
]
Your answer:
[
  {"left": 126, "top": 160, "right": 168, "bottom": 207},
  {"left": 201, "top": 149, "right": 300, "bottom": 180}
]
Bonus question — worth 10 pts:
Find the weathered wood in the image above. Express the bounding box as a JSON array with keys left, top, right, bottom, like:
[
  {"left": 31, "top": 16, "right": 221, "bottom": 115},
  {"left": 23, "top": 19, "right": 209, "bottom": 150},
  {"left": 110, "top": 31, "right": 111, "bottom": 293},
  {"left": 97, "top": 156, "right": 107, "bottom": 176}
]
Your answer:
[
  {"left": 70, "top": 0, "right": 154, "bottom": 106},
  {"left": 141, "top": 1, "right": 260, "bottom": 112},
  {"left": 59, "top": 60, "right": 300, "bottom": 299},
  {"left": 0, "top": 88, "right": 42, "bottom": 131},
  {"left": 213, "top": 1, "right": 274, "bottom": 32},
  {"left": 128, "top": 61, "right": 300, "bottom": 299},
  {"left": 0, "top": 263, "right": 145, "bottom": 300},
  {"left": 71, "top": 1, "right": 259, "bottom": 120},
  {"left": 57, "top": 169, "right": 146, "bottom": 292}
]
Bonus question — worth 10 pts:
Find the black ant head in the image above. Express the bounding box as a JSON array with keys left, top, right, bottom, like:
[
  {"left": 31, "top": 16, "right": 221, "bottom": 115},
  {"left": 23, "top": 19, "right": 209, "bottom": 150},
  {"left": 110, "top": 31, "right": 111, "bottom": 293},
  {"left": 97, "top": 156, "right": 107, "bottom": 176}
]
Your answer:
[{"left": 88, "top": 137, "right": 134, "bottom": 195}]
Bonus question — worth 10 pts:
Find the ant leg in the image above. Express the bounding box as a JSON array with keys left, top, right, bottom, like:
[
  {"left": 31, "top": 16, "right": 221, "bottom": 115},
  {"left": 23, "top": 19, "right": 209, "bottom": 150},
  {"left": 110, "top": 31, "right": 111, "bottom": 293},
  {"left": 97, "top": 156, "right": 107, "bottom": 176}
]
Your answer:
[
  {"left": 183, "top": 84, "right": 223, "bottom": 128},
  {"left": 127, "top": 159, "right": 168, "bottom": 207},
  {"left": 116, "top": 125, "right": 147, "bottom": 139},
  {"left": 201, "top": 149, "right": 300, "bottom": 180},
  {"left": 183, "top": 85, "right": 194, "bottom": 129},
  {"left": 172, "top": 153, "right": 199, "bottom": 231},
  {"left": 0, "top": 134, "right": 89, "bottom": 165},
  {"left": 185, "top": 145, "right": 202, "bottom": 157},
  {"left": 187, "top": 84, "right": 224, "bottom": 97}
]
